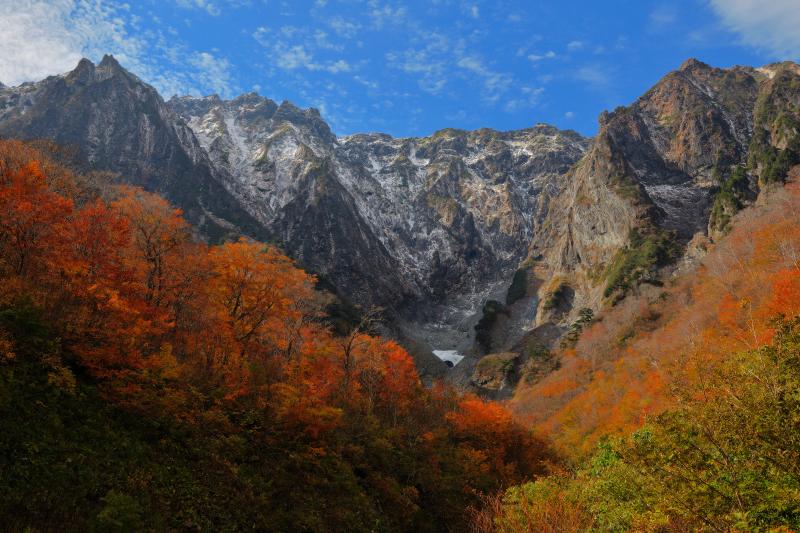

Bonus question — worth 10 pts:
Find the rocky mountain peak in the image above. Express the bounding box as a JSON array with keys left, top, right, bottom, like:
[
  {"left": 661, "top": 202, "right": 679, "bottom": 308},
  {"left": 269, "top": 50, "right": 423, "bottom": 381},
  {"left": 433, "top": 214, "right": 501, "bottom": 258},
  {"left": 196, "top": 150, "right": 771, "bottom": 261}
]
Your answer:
[
  {"left": 272, "top": 100, "right": 334, "bottom": 141},
  {"left": 65, "top": 56, "right": 137, "bottom": 87},
  {"left": 66, "top": 57, "right": 97, "bottom": 82},
  {"left": 678, "top": 57, "right": 711, "bottom": 72},
  {"left": 98, "top": 54, "right": 122, "bottom": 70},
  {"left": 5, "top": 55, "right": 795, "bottom": 384},
  {"left": 230, "top": 91, "right": 272, "bottom": 108},
  {"left": 526, "top": 58, "right": 800, "bottom": 341}
]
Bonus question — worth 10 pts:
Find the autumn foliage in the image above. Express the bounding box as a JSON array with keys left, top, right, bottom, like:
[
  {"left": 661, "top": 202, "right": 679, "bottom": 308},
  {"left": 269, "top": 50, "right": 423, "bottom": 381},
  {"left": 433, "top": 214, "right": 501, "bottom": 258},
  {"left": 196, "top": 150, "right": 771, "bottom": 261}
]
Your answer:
[
  {"left": 512, "top": 167, "right": 800, "bottom": 457},
  {"left": 0, "top": 140, "right": 552, "bottom": 531}
]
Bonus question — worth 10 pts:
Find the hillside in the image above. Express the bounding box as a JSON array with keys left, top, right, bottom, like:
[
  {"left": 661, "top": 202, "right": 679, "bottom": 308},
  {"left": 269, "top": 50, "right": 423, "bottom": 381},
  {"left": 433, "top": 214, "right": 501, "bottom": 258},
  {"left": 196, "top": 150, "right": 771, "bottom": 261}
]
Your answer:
[
  {"left": 2, "top": 54, "right": 800, "bottom": 530},
  {"left": 0, "top": 56, "right": 589, "bottom": 379},
  {"left": 477, "top": 59, "right": 800, "bottom": 398},
  {"left": 476, "top": 167, "right": 800, "bottom": 530},
  {"left": 4, "top": 57, "right": 798, "bottom": 396},
  {"left": 0, "top": 140, "right": 553, "bottom": 531}
]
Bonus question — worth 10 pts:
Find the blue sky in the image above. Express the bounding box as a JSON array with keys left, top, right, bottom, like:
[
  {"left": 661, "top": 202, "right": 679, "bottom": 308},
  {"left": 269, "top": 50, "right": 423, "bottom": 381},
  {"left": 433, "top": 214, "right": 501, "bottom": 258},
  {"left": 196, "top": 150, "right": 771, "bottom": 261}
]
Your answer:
[{"left": 2, "top": 1, "right": 800, "bottom": 137}]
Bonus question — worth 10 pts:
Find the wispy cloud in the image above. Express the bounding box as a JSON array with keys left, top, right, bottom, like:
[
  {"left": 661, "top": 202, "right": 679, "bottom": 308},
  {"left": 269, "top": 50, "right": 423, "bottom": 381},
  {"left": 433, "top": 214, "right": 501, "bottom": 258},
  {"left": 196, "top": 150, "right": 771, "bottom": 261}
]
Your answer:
[
  {"left": 709, "top": 0, "right": 800, "bottom": 59},
  {"left": 0, "top": 0, "right": 143, "bottom": 86},
  {"left": 0, "top": 0, "right": 239, "bottom": 97},
  {"left": 566, "top": 40, "right": 584, "bottom": 51},
  {"left": 188, "top": 51, "right": 236, "bottom": 95},
  {"left": 385, "top": 32, "right": 452, "bottom": 94},
  {"left": 253, "top": 26, "right": 354, "bottom": 74},
  {"left": 457, "top": 56, "right": 512, "bottom": 102},
  {"left": 575, "top": 64, "right": 612, "bottom": 88},
  {"left": 368, "top": 1, "right": 407, "bottom": 29},
  {"left": 176, "top": 0, "right": 221, "bottom": 17},
  {"left": 328, "top": 16, "right": 361, "bottom": 38},
  {"left": 649, "top": 4, "right": 678, "bottom": 28},
  {"left": 504, "top": 86, "right": 545, "bottom": 112},
  {"left": 528, "top": 51, "right": 556, "bottom": 62}
]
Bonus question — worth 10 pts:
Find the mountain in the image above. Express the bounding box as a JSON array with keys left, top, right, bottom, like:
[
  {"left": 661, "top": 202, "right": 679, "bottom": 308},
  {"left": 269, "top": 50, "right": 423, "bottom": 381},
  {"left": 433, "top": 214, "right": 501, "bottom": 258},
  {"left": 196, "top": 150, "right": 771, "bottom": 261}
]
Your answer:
[
  {"left": 512, "top": 59, "right": 800, "bottom": 335},
  {"left": 461, "top": 59, "right": 800, "bottom": 396},
  {"left": 0, "top": 55, "right": 264, "bottom": 243},
  {"left": 0, "top": 56, "right": 798, "bottom": 387},
  {"left": 165, "top": 94, "right": 588, "bottom": 316},
  {"left": 0, "top": 55, "right": 589, "bottom": 375}
]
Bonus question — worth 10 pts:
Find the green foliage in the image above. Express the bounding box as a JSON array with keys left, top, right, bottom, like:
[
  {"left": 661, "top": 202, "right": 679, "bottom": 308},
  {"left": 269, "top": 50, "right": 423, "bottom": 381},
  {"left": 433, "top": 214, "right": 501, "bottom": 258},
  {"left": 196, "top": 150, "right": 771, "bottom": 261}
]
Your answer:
[
  {"left": 496, "top": 317, "right": 800, "bottom": 531},
  {"left": 560, "top": 308, "right": 594, "bottom": 349},
  {"left": 609, "top": 174, "right": 642, "bottom": 201},
  {"left": 505, "top": 269, "right": 528, "bottom": 306},
  {"left": 526, "top": 343, "right": 551, "bottom": 361},
  {"left": 542, "top": 282, "right": 569, "bottom": 311},
  {"left": 431, "top": 127, "right": 467, "bottom": 139},
  {"left": 747, "top": 70, "right": 800, "bottom": 186},
  {"left": 603, "top": 229, "right": 680, "bottom": 302},
  {"left": 710, "top": 165, "right": 751, "bottom": 234},
  {"left": 619, "top": 318, "right": 800, "bottom": 531},
  {"left": 474, "top": 300, "right": 509, "bottom": 353},
  {"left": 748, "top": 127, "right": 800, "bottom": 185},
  {"left": 324, "top": 296, "right": 364, "bottom": 336},
  {"left": 91, "top": 491, "right": 145, "bottom": 533},
  {"left": 0, "top": 304, "right": 548, "bottom": 532},
  {"left": 476, "top": 353, "right": 516, "bottom": 376}
]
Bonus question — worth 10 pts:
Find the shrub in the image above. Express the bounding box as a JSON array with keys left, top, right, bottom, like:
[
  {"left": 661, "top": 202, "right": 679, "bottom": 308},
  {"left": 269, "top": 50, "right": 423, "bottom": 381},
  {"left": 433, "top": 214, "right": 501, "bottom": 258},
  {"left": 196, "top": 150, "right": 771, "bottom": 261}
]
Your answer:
[
  {"left": 603, "top": 229, "right": 680, "bottom": 302},
  {"left": 506, "top": 269, "right": 528, "bottom": 305}
]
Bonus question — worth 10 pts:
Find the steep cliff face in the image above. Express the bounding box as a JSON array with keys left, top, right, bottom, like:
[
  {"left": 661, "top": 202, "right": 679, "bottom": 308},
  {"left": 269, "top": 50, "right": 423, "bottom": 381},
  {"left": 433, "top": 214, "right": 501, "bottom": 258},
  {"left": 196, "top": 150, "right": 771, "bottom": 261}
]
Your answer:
[
  {"left": 0, "top": 56, "right": 264, "bottom": 242},
  {"left": 525, "top": 59, "right": 800, "bottom": 331},
  {"left": 168, "top": 93, "right": 589, "bottom": 317},
  {"left": 0, "top": 56, "right": 589, "bottom": 371},
  {"left": 2, "top": 56, "right": 798, "bottom": 385}
]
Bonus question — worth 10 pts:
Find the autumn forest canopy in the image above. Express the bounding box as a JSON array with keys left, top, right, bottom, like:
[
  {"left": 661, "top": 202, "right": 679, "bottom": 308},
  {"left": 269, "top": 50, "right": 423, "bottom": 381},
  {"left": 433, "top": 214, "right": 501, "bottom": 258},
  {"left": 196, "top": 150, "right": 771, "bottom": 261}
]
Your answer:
[
  {"left": 0, "top": 140, "right": 552, "bottom": 531},
  {"left": 3, "top": 128, "right": 800, "bottom": 530}
]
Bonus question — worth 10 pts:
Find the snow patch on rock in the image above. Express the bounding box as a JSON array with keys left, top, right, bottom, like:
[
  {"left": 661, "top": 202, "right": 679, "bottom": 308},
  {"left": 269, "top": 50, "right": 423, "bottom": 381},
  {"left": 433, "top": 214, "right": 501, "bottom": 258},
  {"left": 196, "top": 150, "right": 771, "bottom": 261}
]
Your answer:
[{"left": 432, "top": 350, "right": 465, "bottom": 367}]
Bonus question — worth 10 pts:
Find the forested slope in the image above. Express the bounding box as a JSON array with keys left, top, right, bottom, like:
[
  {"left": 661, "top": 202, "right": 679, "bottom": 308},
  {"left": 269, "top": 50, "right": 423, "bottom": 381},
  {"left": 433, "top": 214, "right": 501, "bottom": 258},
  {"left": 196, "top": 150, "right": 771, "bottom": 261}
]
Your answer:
[
  {"left": 0, "top": 140, "right": 552, "bottom": 532},
  {"left": 482, "top": 167, "right": 800, "bottom": 530}
]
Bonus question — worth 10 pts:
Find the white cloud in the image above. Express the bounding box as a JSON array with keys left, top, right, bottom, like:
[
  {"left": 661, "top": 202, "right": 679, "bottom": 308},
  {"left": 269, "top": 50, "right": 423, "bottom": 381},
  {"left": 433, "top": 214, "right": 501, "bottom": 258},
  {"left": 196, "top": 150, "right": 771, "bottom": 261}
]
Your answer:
[
  {"left": 567, "top": 40, "right": 584, "bottom": 51},
  {"left": 254, "top": 26, "right": 354, "bottom": 74},
  {"left": 469, "top": 5, "right": 479, "bottom": 19},
  {"left": 504, "top": 86, "right": 544, "bottom": 113},
  {"left": 446, "top": 109, "right": 467, "bottom": 121},
  {"left": 709, "top": 0, "right": 800, "bottom": 59},
  {"left": 328, "top": 16, "right": 361, "bottom": 38},
  {"left": 649, "top": 5, "right": 677, "bottom": 27},
  {"left": 276, "top": 45, "right": 315, "bottom": 70},
  {"left": 0, "top": 0, "right": 144, "bottom": 86},
  {"left": 325, "top": 59, "right": 352, "bottom": 73},
  {"left": 575, "top": 64, "right": 611, "bottom": 87},
  {"left": 188, "top": 51, "right": 235, "bottom": 95},
  {"left": 0, "top": 0, "right": 239, "bottom": 98},
  {"left": 389, "top": 49, "right": 447, "bottom": 93},
  {"left": 528, "top": 51, "right": 556, "bottom": 61},
  {"left": 386, "top": 33, "right": 452, "bottom": 94},
  {"left": 456, "top": 56, "right": 513, "bottom": 103},
  {"left": 353, "top": 75, "right": 379, "bottom": 90},
  {"left": 368, "top": 1, "right": 407, "bottom": 29},
  {"left": 176, "top": 0, "right": 221, "bottom": 17},
  {"left": 564, "top": 111, "right": 575, "bottom": 119}
]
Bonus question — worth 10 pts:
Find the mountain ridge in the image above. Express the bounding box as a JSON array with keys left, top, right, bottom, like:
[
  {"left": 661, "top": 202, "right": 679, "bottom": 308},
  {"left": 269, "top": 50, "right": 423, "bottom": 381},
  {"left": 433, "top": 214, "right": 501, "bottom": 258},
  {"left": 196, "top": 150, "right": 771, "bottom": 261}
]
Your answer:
[{"left": 1, "top": 55, "right": 798, "bottom": 386}]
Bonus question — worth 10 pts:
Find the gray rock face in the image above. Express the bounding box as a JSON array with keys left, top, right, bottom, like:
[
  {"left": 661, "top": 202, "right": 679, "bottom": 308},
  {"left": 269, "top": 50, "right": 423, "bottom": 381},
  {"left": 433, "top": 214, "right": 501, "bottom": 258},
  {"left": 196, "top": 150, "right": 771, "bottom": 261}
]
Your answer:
[
  {"left": 531, "top": 59, "right": 800, "bottom": 322},
  {"left": 4, "top": 55, "right": 796, "bottom": 382},
  {"left": 0, "top": 56, "right": 589, "bottom": 339},
  {"left": 166, "top": 92, "right": 590, "bottom": 318},
  {"left": 0, "top": 55, "right": 264, "bottom": 243}
]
